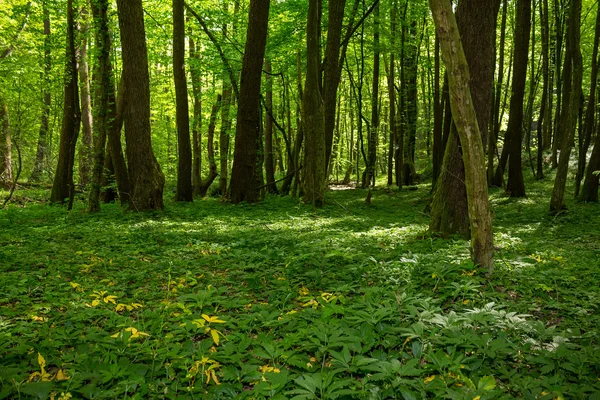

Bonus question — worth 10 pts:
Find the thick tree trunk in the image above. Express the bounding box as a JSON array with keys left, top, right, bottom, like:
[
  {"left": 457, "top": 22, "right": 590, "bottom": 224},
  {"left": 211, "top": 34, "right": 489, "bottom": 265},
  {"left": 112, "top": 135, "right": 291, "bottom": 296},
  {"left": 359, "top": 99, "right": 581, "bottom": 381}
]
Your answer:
[
  {"left": 430, "top": 0, "right": 495, "bottom": 272},
  {"left": 550, "top": 0, "right": 582, "bottom": 212},
  {"left": 173, "top": 0, "right": 193, "bottom": 201},
  {"left": 264, "top": 59, "right": 278, "bottom": 194},
  {"left": 78, "top": 8, "right": 93, "bottom": 188},
  {"left": 51, "top": 0, "right": 81, "bottom": 205},
  {"left": 505, "top": 0, "right": 531, "bottom": 198},
  {"left": 430, "top": 0, "right": 499, "bottom": 236},
  {"left": 30, "top": 3, "right": 51, "bottom": 183},
  {"left": 302, "top": 0, "right": 326, "bottom": 207},
  {"left": 116, "top": 0, "right": 165, "bottom": 211},
  {"left": 228, "top": 0, "right": 270, "bottom": 203}
]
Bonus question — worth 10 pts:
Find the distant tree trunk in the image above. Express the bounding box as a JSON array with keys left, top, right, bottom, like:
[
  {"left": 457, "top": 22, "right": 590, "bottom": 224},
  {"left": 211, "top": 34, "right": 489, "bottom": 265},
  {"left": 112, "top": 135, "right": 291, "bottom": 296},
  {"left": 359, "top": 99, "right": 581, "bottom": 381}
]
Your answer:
[
  {"left": 173, "top": 0, "right": 193, "bottom": 201},
  {"left": 0, "top": 100, "right": 11, "bottom": 184},
  {"left": 264, "top": 59, "right": 278, "bottom": 193},
  {"left": 89, "top": 0, "right": 115, "bottom": 212},
  {"left": 30, "top": 2, "right": 51, "bottom": 183},
  {"left": 364, "top": 2, "right": 380, "bottom": 188},
  {"left": 430, "top": 0, "right": 499, "bottom": 237},
  {"left": 106, "top": 76, "right": 130, "bottom": 205},
  {"left": 551, "top": 0, "right": 566, "bottom": 168},
  {"left": 432, "top": 33, "right": 443, "bottom": 186},
  {"left": 402, "top": 20, "right": 418, "bottom": 186},
  {"left": 78, "top": 8, "right": 93, "bottom": 188},
  {"left": 228, "top": 0, "right": 270, "bottom": 203},
  {"left": 537, "top": 0, "right": 550, "bottom": 179},
  {"left": 302, "top": 0, "right": 326, "bottom": 207},
  {"left": 188, "top": 26, "right": 202, "bottom": 197},
  {"left": 324, "top": 0, "right": 347, "bottom": 171},
  {"left": 575, "top": 0, "right": 600, "bottom": 197},
  {"left": 550, "top": 0, "right": 582, "bottom": 212},
  {"left": 580, "top": 127, "right": 600, "bottom": 202},
  {"left": 489, "top": 0, "right": 507, "bottom": 184},
  {"left": 197, "top": 95, "right": 221, "bottom": 196},
  {"left": 505, "top": 0, "right": 531, "bottom": 198},
  {"left": 430, "top": 0, "right": 495, "bottom": 272},
  {"left": 387, "top": 2, "right": 397, "bottom": 187},
  {"left": 51, "top": 0, "right": 81, "bottom": 205},
  {"left": 116, "top": 0, "right": 165, "bottom": 211}
]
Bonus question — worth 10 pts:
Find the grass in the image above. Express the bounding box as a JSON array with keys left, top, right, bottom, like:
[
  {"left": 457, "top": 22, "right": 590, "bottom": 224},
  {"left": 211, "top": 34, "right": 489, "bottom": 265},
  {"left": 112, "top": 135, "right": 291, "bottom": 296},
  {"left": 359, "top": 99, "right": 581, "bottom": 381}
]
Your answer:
[{"left": 0, "top": 174, "right": 599, "bottom": 399}]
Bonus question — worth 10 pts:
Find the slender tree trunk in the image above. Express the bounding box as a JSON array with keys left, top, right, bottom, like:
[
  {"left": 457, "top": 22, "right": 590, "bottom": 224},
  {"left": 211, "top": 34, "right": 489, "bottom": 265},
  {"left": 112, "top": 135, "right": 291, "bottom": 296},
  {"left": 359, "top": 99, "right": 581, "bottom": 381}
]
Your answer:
[
  {"left": 198, "top": 95, "right": 221, "bottom": 196},
  {"left": 188, "top": 27, "right": 202, "bottom": 197},
  {"left": 173, "top": 0, "right": 193, "bottom": 201},
  {"left": 432, "top": 33, "right": 443, "bottom": 186},
  {"left": 302, "top": 0, "right": 326, "bottom": 207},
  {"left": 78, "top": 8, "right": 93, "bottom": 188},
  {"left": 550, "top": 0, "right": 582, "bottom": 212},
  {"left": 116, "top": 0, "right": 165, "bottom": 211},
  {"left": 537, "top": 0, "right": 550, "bottom": 179},
  {"left": 365, "top": 2, "right": 380, "bottom": 188},
  {"left": 264, "top": 59, "right": 278, "bottom": 193},
  {"left": 324, "top": 0, "right": 347, "bottom": 171},
  {"left": 506, "top": 0, "right": 531, "bottom": 198},
  {"left": 430, "top": 0, "right": 495, "bottom": 272},
  {"left": 228, "top": 0, "right": 271, "bottom": 203},
  {"left": 430, "top": 0, "right": 499, "bottom": 237},
  {"left": 551, "top": 0, "right": 565, "bottom": 168},
  {"left": 575, "top": 0, "right": 600, "bottom": 196},
  {"left": 106, "top": 76, "right": 130, "bottom": 205},
  {"left": 0, "top": 101, "right": 11, "bottom": 184},
  {"left": 51, "top": 0, "right": 81, "bottom": 205},
  {"left": 30, "top": 2, "right": 51, "bottom": 183},
  {"left": 387, "top": 2, "right": 397, "bottom": 187},
  {"left": 580, "top": 124, "right": 600, "bottom": 202}
]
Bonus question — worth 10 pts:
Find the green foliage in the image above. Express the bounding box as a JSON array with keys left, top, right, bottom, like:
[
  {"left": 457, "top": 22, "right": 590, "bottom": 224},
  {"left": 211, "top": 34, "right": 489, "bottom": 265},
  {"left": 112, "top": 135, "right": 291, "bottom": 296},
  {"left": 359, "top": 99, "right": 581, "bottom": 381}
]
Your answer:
[{"left": 1, "top": 180, "right": 600, "bottom": 399}]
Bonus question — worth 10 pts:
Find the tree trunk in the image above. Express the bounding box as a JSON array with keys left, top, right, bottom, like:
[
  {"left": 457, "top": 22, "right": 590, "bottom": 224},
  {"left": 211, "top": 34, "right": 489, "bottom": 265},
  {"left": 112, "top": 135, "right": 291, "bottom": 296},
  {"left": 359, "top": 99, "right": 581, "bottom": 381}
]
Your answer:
[
  {"left": 264, "top": 59, "right": 278, "bottom": 194},
  {"left": 30, "top": 2, "right": 51, "bottom": 183},
  {"left": 365, "top": 2, "right": 380, "bottom": 188},
  {"left": 116, "top": 0, "right": 165, "bottom": 211},
  {"left": 106, "top": 76, "right": 130, "bottom": 205},
  {"left": 505, "top": 0, "right": 531, "bottom": 198},
  {"left": 537, "top": 0, "right": 550, "bottom": 179},
  {"left": 324, "top": 0, "right": 347, "bottom": 171},
  {"left": 78, "top": 8, "right": 93, "bottom": 188},
  {"left": 302, "top": 0, "right": 326, "bottom": 207},
  {"left": 197, "top": 95, "right": 221, "bottom": 197},
  {"left": 51, "top": 0, "right": 81, "bottom": 206},
  {"left": 579, "top": 125, "right": 600, "bottom": 202},
  {"left": 173, "top": 0, "right": 193, "bottom": 201},
  {"left": 432, "top": 33, "right": 443, "bottom": 186},
  {"left": 0, "top": 100, "right": 11, "bottom": 184},
  {"left": 228, "top": 0, "right": 270, "bottom": 203},
  {"left": 430, "top": 0, "right": 499, "bottom": 237},
  {"left": 188, "top": 27, "right": 202, "bottom": 197},
  {"left": 429, "top": 0, "right": 495, "bottom": 272},
  {"left": 550, "top": 0, "right": 582, "bottom": 212}
]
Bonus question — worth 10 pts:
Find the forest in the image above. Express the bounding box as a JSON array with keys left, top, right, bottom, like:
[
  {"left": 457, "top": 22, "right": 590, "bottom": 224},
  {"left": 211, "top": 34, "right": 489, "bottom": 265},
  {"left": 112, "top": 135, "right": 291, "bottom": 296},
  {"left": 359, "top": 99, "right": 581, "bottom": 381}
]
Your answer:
[{"left": 1, "top": 0, "right": 600, "bottom": 398}]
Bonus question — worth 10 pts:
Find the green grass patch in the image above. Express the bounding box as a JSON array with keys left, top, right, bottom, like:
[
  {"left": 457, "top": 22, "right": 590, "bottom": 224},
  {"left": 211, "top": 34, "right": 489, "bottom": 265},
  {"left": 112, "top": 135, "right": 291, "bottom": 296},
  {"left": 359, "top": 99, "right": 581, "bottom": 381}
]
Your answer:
[{"left": 1, "top": 179, "right": 599, "bottom": 399}]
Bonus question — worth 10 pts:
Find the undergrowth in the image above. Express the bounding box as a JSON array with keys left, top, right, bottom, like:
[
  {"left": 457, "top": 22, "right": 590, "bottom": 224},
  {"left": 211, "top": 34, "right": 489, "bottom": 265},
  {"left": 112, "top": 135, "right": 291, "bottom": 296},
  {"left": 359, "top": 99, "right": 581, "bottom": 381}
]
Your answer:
[{"left": 0, "top": 177, "right": 599, "bottom": 399}]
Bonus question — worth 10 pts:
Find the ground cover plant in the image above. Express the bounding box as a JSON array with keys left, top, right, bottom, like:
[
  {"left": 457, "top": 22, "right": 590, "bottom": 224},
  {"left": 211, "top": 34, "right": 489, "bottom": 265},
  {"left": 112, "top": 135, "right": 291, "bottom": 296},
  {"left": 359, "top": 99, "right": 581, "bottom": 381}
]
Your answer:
[{"left": 1, "top": 178, "right": 600, "bottom": 399}]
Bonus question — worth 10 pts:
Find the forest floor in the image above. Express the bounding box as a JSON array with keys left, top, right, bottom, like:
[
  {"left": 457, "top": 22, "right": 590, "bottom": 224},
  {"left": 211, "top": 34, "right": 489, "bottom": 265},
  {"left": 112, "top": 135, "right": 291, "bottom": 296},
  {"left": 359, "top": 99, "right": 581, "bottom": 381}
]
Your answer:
[{"left": 0, "top": 174, "right": 599, "bottom": 399}]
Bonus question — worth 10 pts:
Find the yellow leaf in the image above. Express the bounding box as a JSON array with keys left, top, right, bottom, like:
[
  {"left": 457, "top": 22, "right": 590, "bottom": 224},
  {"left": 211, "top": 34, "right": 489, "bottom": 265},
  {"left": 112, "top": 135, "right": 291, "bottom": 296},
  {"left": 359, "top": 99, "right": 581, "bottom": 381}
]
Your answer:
[
  {"left": 31, "top": 315, "right": 46, "bottom": 322},
  {"left": 202, "top": 314, "right": 225, "bottom": 323},
  {"left": 130, "top": 303, "right": 143, "bottom": 309},
  {"left": 424, "top": 375, "right": 436, "bottom": 384},
  {"left": 191, "top": 319, "right": 206, "bottom": 328},
  {"left": 110, "top": 332, "right": 120, "bottom": 338},
  {"left": 463, "top": 299, "right": 471, "bottom": 305},
  {"left": 28, "top": 371, "right": 41, "bottom": 382},
  {"left": 58, "top": 393, "right": 72, "bottom": 400},
  {"left": 209, "top": 369, "right": 220, "bottom": 385},
  {"left": 115, "top": 304, "right": 126, "bottom": 312},
  {"left": 473, "top": 396, "right": 481, "bottom": 400},
  {"left": 69, "top": 282, "right": 81, "bottom": 289},
  {"left": 431, "top": 273, "right": 437, "bottom": 279},
  {"left": 91, "top": 299, "right": 100, "bottom": 307},
  {"left": 461, "top": 270, "right": 476, "bottom": 276},
  {"left": 210, "top": 329, "right": 220, "bottom": 345},
  {"left": 55, "top": 369, "right": 69, "bottom": 381},
  {"left": 38, "top": 353, "right": 46, "bottom": 370},
  {"left": 104, "top": 295, "right": 117, "bottom": 304},
  {"left": 298, "top": 287, "right": 309, "bottom": 296}
]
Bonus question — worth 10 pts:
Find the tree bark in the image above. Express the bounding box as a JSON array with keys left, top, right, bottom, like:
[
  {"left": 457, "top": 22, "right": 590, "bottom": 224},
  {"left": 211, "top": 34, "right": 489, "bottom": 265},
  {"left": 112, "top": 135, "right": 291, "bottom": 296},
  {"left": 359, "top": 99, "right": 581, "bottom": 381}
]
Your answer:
[
  {"left": 430, "top": 0, "right": 495, "bottom": 271},
  {"left": 364, "top": 2, "right": 380, "bottom": 188},
  {"left": 264, "top": 59, "right": 278, "bottom": 194},
  {"left": 51, "top": 0, "right": 81, "bottom": 205},
  {"left": 173, "top": 0, "right": 193, "bottom": 201},
  {"left": 302, "top": 0, "right": 326, "bottom": 207},
  {"left": 116, "top": 0, "right": 165, "bottom": 211},
  {"left": 0, "top": 101, "right": 11, "bottom": 184},
  {"left": 197, "top": 95, "right": 221, "bottom": 197},
  {"left": 188, "top": 27, "right": 202, "bottom": 197},
  {"left": 505, "top": 0, "right": 531, "bottom": 198},
  {"left": 228, "top": 0, "right": 270, "bottom": 203}
]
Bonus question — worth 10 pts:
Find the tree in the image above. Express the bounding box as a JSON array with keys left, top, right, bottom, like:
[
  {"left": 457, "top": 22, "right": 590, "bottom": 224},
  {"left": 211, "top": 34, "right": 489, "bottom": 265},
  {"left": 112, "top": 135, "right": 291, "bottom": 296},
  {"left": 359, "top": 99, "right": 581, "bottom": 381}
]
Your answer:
[
  {"left": 302, "top": 0, "right": 326, "bottom": 207},
  {"left": 50, "top": 0, "right": 80, "bottom": 206},
  {"left": 228, "top": 0, "right": 271, "bottom": 203},
  {"left": 550, "top": 0, "right": 582, "bottom": 212},
  {"left": 505, "top": 0, "right": 531, "bottom": 198},
  {"left": 0, "top": 100, "right": 11, "bottom": 184},
  {"left": 264, "top": 59, "right": 278, "bottom": 194},
  {"left": 78, "top": 7, "right": 93, "bottom": 188},
  {"left": 173, "top": 0, "right": 193, "bottom": 201},
  {"left": 429, "top": 0, "right": 494, "bottom": 271},
  {"left": 363, "top": 2, "right": 379, "bottom": 188},
  {"left": 116, "top": 0, "right": 165, "bottom": 211}
]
